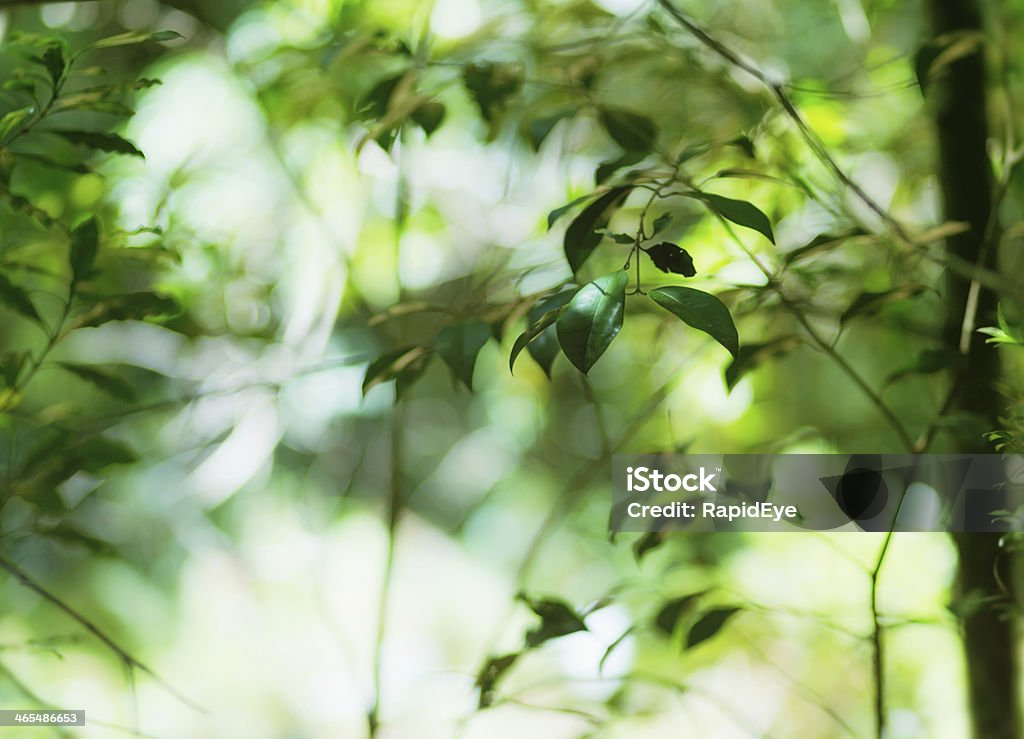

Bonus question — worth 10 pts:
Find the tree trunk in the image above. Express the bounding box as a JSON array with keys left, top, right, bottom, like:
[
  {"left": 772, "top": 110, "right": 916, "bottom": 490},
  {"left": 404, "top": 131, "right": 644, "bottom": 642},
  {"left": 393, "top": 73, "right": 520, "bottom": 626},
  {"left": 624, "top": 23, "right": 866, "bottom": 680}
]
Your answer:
[{"left": 927, "top": 0, "right": 1018, "bottom": 737}]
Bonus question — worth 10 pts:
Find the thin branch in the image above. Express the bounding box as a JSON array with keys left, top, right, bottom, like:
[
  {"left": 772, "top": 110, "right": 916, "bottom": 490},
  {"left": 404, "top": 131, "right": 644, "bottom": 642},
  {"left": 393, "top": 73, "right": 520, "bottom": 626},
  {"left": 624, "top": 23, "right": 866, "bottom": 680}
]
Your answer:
[
  {"left": 869, "top": 531, "right": 895, "bottom": 739},
  {"left": 0, "top": 555, "right": 206, "bottom": 715}
]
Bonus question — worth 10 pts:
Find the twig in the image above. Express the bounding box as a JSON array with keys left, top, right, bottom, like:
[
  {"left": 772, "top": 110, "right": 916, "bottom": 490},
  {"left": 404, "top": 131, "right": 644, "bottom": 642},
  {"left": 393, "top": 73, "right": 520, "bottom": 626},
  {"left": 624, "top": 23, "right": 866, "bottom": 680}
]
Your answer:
[
  {"left": 869, "top": 531, "right": 895, "bottom": 739},
  {"left": 0, "top": 555, "right": 206, "bottom": 715}
]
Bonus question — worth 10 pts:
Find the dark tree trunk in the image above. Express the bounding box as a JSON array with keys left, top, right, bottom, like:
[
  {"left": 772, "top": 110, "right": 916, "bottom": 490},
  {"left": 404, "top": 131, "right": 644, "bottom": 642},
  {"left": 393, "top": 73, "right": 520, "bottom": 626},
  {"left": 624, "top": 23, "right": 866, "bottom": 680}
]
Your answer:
[{"left": 927, "top": 0, "right": 1018, "bottom": 737}]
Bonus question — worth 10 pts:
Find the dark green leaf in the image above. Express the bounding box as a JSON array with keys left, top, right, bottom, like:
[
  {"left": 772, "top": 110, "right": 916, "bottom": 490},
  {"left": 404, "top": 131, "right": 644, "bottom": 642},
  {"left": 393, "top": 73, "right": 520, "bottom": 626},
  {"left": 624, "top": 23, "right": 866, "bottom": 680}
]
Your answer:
[
  {"left": 645, "top": 243, "right": 696, "bottom": 277},
  {"left": 595, "top": 150, "right": 646, "bottom": 184},
  {"left": 654, "top": 591, "right": 709, "bottom": 636},
  {"left": 526, "top": 111, "right": 572, "bottom": 150},
  {"left": 0, "top": 273, "right": 40, "bottom": 322},
  {"left": 701, "top": 193, "right": 775, "bottom": 243},
  {"left": 463, "top": 62, "right": 524, "bottom": 124},
  {"left": 434, "top": 319, "right": 491, "bottom": 390},
  {"left": 598, "top": 107, "right": 657, "bottom": 152},
  {"left": 511, "top": 309, "right": 562, "bottom": 374},
  {"left": 58, "top": 363, "right": 137, "bottom": 402},
  {"left": 36, "top": 523, "right": 116, "bottom": 556},
  {"left": 686, "top": 608, "right": 741, "bottom": 649},
  {"left": 79, "top": 292, "right": 180, "bottom": 326},
  {"left": 75, "top": 436, "right": 138, "bottom": 471},
  {"left": 724, "top": 335, "right": 802, "bottom": 390},
  {"left": 1, "top": 351, "right": 28, "bottom": 387},
  {"left": 556, "top": 271, "right": 628, "bottom": 373},
  {"left": 548, "top": 193, "right": 597, "bottom": 230},
  {"left": 564, "top": 186, "right": 631, "bottom": 273},
  {"left": 42, "top": 44, "right": 65, "bottom": 87},
  {"left": 50, "top": 130, "right": 144, "bottom": 157},
  {"left": 69, "top": 216, "right": 100, "bottom": 282},
  {"left": 840, "top": 285, "right": 928, "bottom": 325},
  {"left": 513, "top": 289, "right": 577, "bottom": 376},
  {"left": 520, "top": 594, "right": 588, "bottom": 647},
  {"left": 650, "top": 286, "right": 739, "bottom": 358},
  {"left": 362, "top": 346, "right": 431, "bottom": 397},
  {"left": 475, "top": 653, "right": 520, "bottom": 708},
  {"left": 651, "top": 213, "right": 673, "bottom": 235},
  {"left": 411, "top": 101, "right": 446, "bottom": 136}
]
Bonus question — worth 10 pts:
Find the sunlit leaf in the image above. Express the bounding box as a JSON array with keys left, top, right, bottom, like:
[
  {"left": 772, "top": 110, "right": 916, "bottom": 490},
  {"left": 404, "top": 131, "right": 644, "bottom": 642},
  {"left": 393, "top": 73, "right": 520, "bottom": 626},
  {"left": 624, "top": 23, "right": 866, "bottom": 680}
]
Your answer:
[
  {"left": 556, "top": 271, "right": 627, "bottom": 373},
  {"left": 650, "top": 286, "right": 739, "bottom": 358},
  {"left": 91, "top": 30, "right": 183, "bottom": 49}
]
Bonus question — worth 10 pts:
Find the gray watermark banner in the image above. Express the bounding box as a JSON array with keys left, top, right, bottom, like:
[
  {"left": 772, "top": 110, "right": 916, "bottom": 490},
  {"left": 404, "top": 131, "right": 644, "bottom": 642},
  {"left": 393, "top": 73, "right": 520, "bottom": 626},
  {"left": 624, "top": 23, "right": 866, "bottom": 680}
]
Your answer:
[{"left": 611, "top": 454, "right": 1024, "bottom": 532}]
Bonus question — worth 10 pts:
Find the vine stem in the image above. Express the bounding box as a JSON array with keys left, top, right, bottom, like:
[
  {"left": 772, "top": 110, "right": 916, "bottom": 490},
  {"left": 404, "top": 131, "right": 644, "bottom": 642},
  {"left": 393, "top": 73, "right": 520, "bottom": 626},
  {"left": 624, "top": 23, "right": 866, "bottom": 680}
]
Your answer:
[{"left": 870, "top": 530, "right": 895, "bottom": 739}]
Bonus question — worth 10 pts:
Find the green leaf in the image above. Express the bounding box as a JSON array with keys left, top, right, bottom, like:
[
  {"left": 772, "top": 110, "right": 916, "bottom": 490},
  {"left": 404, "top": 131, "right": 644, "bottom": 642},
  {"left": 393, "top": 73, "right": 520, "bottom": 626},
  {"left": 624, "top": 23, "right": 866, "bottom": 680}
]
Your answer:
[
  {"left": 651, "top": 213, "right": 673, "bottom": 235},
  {"left": 525, "top": 111, "right": 572, "bottom": 150},
  {"left": 69, "top": 216, "right": 100, "bottom": 282},
  {"left": 556, "top": 271, "right": 628, "bottom": 374},
  {"left": 548, "top": 193, "right": 597, "bottom": 230},
  {"left": 724, "top": 335, "right": 802, "bottom": 390},
  {"left": 0, "top": 106, "right": 34, "bottom": 142},
  {"left": 1, "top": 351, "right": 29, "bottom": 387},
  {"left": 598, "top": 107, "right": 657, "bottom": 152},
  {"left": 42, "top": 44, "right": 65, "bottom": 87},
  {"left": 654, "top": 591, "right": 709, "bottom": 636},
  {"left": 475, "top": 653, "right": 520, "bottom": 709},
  {"left": 36, "top": 522, "right": 116, "bottom": 556},
  {"left": 595, "top": 150, "right": 646, "bottom": 184},
  {"left": 362, "top": 346, "right": 431, "bottom": 397},
  {"left": 58, "top": 363, "right": 137, "bottom": 402},
  {"left": 510, "top": 290, "right": 576, "bottom": 375},
  {"left": 783, "top": 228, "right": 867, "bottom": 265},
  {"left": 0, "top": 273, "right": 40, "bottom": 322},
  {"left": 520, "top": 594, "right": 588, "bottom": 647},
  {"left": 91, "top": 30, "right": 183, "bottom": 49},
  {"left": 463, "top": 62, "right": 523, "bottom": 132},
  {"left": 564, "top": 186, "right": 631, "bottom": 273},
  {"left": 78, "top": 292, "right": 180, "bottom": 326},
  {"left": 701, "top": 193, "right": 775, "bottom": 243},
  {"left": 650, "top": 286, "right": 739, "bottom": 358},
  {"left": 434, "top": 319, "right": 491, "bottom": 390},
  {"left": 50, "top": 130, "right": 144, "bottom": 158},
  {"left": 686, "top": 608, "right": 741, "bottom": 649},
  {"left": 411, "top": 101, "right": 446, "bottom": 136},
  {"left": 840, "top": 285, "right": 928, "bottom": 325},
  {"left": 885, "top": 348, "right": 963, "bottom": 386},
  {"left": 645, "top": 242, "right": 696, "bottom": 277},
  {"left": 75, "top": 436, "right": 138, "bottom": 471}
]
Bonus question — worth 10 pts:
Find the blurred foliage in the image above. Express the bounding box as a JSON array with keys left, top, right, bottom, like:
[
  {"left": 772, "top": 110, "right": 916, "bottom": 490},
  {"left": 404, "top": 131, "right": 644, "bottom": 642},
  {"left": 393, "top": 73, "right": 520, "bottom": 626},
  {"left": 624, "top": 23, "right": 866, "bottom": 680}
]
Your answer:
[{"left": 0, "top": 0, "right": 1022, "bottom": 738}]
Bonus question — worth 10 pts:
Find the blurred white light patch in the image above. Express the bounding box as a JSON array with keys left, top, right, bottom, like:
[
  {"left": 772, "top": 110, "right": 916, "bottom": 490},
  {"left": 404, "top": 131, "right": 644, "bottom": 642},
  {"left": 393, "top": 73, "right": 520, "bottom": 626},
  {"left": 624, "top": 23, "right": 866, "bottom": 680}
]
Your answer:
[
  {"left": 594, "top": 0, "right": 646, "bottom": 14},
  {"left": 548, "top": 605, "right": 633, "bottom": 701},
  {"left": 894, "top": 481, "right": 942, "bottom": 530},
  {"left": 667, "top": 360, "right": 753, "bottom": 423},
  {"left": 426, "top": 428, "right": 519, "bottom": 500},
  {"left": 189, "top": 397, "right": 282, "bottom": 506},
  {"left": 227, "top": 12, "right": 284, "bottom": 63},
  {"left": 431, "top": 0, "right": 482, "bottom": 39},
  {"left": 281, "top": 365, "right": 365, "bottom": 447},
  {"left": 399, "top": 231, "right": 445, "bottom": 289}
]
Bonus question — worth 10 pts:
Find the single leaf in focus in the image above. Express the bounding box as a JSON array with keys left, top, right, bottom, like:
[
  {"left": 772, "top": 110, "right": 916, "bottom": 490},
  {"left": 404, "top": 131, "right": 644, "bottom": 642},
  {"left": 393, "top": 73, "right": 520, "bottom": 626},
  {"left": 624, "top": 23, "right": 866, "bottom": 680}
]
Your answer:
[
  {"left": 645, "top": 243, "right": 696, "bottom": 277},
  {"left": 556, "top": 271, "right": 628, "bottom": 373},
  {"left": 434, "top": 319, "right": 491, "bottom": 390},
  {"left": 686, "top": 607, "right": 741, "bottom": 649},
  {"left": 701, "top": 193, "right": 775, "bottom": 243},
  {"left": 564, "top": 187, "right": 632, "bottom": 273},
  {"left": 650, "top": 286, "right": 739, "bottom": 358}
]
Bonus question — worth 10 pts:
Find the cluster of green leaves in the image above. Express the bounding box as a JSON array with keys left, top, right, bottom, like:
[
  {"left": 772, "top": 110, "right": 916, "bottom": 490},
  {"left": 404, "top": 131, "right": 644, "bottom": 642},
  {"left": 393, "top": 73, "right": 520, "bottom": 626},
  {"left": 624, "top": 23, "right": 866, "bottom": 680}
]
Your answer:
[{"left": 0, "top": 30, "right": 182, "bottom": 551}]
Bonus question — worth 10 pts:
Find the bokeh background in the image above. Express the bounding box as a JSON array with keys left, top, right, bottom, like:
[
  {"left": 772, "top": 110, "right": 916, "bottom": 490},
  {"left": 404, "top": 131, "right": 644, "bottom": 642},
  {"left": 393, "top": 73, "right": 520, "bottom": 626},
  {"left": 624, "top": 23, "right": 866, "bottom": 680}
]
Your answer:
[{"left": 2, "top": 0, "right": 1024, "bottom": 737}]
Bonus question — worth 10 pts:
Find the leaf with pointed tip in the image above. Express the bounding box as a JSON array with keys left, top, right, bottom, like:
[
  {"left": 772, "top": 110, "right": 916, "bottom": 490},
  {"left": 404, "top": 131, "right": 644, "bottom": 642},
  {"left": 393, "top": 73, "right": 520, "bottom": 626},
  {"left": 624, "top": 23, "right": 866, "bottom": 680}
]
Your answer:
[
  {"left": 519, "top": 594, "right": 588, "bottom": 647},
  {"left": 475, "top": 652, "right": 520, "bottom": 709},
  {"left": 701, "top": 193, "right": 774, "bottom": 243},
  {"left": 411, "top": 101, "right": 446, "bottom": 136},
  {"left": 42, "top": 44, "right": 65, "bottom": 86},
  {"left": 655, "top": 591, "right": 709, "bottom": 636},
  {"left": 557, "top": 271, "right": 627, "bottom": 373},
  {"left": 564, "top": 187, "right": 631, "bottom": 272},
  {"left": 650, "top": 286, "right": 738, "bottom": 358},
  {"left": 434, "top": 319, "right": 491, "bottom": 390},
  {"left": 686, "top": 608, "right": 741, "bottom": 649},
  {"left": 362, "top": 346, "right": 431, "bottom": 397},
  {"left": 511, "top": 290, "right": 577, "bottom": 376},
  {"left": 51, "top": 130, "right": 144, "bottom": 157}
]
